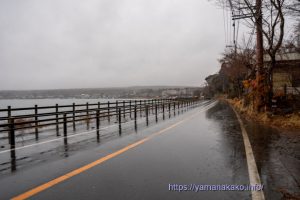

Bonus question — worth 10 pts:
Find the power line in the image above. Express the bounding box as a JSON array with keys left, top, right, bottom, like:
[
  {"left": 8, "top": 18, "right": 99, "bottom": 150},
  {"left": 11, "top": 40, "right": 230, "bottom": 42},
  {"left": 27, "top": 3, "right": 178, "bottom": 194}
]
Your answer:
[{"left": 223, "top": 2, "right": 228, "bottom": 44}]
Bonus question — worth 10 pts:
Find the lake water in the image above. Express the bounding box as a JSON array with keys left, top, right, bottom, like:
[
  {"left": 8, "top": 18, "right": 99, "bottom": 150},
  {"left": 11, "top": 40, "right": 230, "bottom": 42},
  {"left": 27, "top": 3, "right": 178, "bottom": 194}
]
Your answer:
[
  {"left": 0, "top": 98, "right": 121, "bottom": 108},
  {"left": 0, "top": 98, "right": 128, "bottom": 117}
]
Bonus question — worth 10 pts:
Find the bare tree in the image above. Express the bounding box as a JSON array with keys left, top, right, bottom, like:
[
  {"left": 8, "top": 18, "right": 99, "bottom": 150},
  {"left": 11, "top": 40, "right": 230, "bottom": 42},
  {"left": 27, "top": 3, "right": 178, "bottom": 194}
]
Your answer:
[{"left": 211, "top": 0, "right": 288, "bottom": 110}]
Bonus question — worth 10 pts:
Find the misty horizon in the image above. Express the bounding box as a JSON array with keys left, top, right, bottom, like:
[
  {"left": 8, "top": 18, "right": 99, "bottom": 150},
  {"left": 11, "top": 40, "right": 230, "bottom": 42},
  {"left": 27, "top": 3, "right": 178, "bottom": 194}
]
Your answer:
[{"left": 0, "top": 85, "right": 201, "bottom": 92}]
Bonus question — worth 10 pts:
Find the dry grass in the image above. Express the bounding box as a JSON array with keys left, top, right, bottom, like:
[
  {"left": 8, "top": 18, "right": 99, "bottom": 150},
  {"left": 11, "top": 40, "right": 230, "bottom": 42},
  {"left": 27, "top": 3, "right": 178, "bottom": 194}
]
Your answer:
[{"left": 226, "top": 98, "right": 300, "bottom": 130}]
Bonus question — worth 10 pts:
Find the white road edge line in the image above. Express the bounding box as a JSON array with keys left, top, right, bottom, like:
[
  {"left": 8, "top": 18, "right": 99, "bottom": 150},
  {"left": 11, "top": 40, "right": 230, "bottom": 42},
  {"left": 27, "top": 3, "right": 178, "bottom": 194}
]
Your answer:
[{"left": 230, "top": 105, "right": 265, "bottom": 200}]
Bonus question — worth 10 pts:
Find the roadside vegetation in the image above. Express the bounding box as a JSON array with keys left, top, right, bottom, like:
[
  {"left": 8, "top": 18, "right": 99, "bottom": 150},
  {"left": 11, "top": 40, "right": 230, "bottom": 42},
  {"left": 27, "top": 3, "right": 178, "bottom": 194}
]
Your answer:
[{"left": 206, "top": 0, "right": 300, "bottom": 129}]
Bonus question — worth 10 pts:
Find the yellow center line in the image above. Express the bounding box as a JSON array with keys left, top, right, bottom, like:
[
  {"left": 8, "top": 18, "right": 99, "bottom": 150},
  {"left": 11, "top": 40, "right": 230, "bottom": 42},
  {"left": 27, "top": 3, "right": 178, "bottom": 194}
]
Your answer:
[{"left": 12, "top": 111, "right": 201, "bottom": 200}]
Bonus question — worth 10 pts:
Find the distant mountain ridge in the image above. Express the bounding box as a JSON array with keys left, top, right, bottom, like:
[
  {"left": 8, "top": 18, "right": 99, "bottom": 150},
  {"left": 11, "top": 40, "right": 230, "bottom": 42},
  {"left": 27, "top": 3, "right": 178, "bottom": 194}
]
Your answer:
[
  {"left": 0, "top": 86, "right": 202, "bottom": 99},
  {"left": 0, "top": 85, "right": 198, "bottom": 92}
]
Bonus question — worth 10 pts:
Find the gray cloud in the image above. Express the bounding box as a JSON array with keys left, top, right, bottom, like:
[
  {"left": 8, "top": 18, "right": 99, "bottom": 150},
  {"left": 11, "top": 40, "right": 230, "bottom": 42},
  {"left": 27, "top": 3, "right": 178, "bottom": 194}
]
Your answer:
[{"left": 0, "top": 0, "right": 225, "bottom": 90}]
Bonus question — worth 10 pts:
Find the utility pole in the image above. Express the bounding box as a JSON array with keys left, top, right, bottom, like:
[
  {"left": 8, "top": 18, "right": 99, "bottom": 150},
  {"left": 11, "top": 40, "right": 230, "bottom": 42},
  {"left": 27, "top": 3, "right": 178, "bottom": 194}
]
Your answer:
[
  {"left": 230, "top": 0, "right": 264, "bottom": 111},
  {"left": 255, "top": 0, "right": 264, "bottom": 111},
  {"left": 232, "top": 0, "right": 264, "bottom": 111}
]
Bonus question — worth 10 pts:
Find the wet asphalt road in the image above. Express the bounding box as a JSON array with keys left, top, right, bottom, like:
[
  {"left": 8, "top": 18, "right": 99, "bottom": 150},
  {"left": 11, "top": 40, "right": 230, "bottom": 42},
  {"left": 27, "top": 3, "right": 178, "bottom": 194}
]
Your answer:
[{"left": 1, "top": 101, "right": 252, "bottom": 199}]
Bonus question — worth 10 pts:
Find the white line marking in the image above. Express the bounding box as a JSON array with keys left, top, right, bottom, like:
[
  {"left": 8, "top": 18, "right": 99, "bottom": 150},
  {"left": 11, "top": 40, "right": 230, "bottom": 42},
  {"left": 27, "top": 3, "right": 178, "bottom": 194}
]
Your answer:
[
  {"left": 0, "top": 115, "right": 154, "bottom": 154},
  {"left": 0, "top": 102, "right": 215, "bottom": 155},
  {"left": 231, "top": 105, "right": 265, "bottom": 200}
]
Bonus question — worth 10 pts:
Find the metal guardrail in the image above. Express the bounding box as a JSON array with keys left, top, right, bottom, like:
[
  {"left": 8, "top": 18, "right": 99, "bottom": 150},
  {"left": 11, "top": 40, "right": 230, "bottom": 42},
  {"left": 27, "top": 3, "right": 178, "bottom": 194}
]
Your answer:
[{"left": 1, "top": 98, "right": 200, "bottom": 151}]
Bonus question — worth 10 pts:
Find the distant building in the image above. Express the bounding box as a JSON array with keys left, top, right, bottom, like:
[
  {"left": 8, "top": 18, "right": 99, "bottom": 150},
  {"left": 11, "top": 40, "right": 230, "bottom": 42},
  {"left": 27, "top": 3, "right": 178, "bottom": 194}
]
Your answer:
[
  {"left": 162, "top": 90, "right": 178, "bottom": 97},
  {"left": 264, "top": 51, "right": 300, "bottom": 95}
]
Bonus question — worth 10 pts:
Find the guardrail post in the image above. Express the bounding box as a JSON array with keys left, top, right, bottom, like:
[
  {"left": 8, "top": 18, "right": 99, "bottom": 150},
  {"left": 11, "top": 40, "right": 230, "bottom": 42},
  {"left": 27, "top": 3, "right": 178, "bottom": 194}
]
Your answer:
[
  {"left": 116, "top": 101, "right": 118, "bottom": 121},
  {"left": 134, "top": 105, "right": 137, "bottom": 122},
  {"left": 9, "top": 117, "right": 16, "bottom": 171},
  {"left": 7, "top": 106, "right": 11, "bottom": 144},
  {"left": 63, "top": 113, "right": 67, "bottom": 137},
  {"left": 73, "top": 103, "right": 76, "bottom": 131},
  {"left": 107, "top": 101, "right": 110, "bottom": 122},
  {"left": 34, "top": 105, "right": 38, "bottom": 140},
  {"left": 86, "top": 102, "right": 89, "bottom": 130},
  {"left": 123, "top": 101, "right": 125, "bottom": 119},
  {"left": 98, "top": 102, "right": 101, "bottom": 121},
  {"left": 96, "top": 110, "right": 100, "bottom": 137},
  {"left": 134, "top": 100, "right": 137, "bottom": 119},
  {"left": 139, "top": 100, "right": 142, "bottom": 117},
  {"left": 118, "top": 107, "right": 122, "bottom": 125},
  {"left": 168, "top": 103, "right": 171, "bottom": 118},
  {"left": 155, "top": 104, "right": 158, "bottom": 122},
  {"left": 118, "top": 108, "right": 122, "bottom": 134},
  {"left": 162, "top": 103, "right": 165, "bottom": 120},
  {"left": 129, "top": 100, "right": 132, "bottom": 119},
  {"left": 9, "top": 118, "right": 15, "bottom": 149},
  {"left": 134, "top": 105, "right": 137, "bottom": 130},
  {"left": 177, "top": 101, "right": 180, "bottom": 114},
  {"left": 152, "top": 99, "right": 154, "bottom": 114},
  {"left": 146, "top": 105, "right": 149, "bottom": 126},
  {"left": 56, "top": 104, "right": 59, "bottom": 136},
  {"left": 173, "top": 102, "right": 176, "bottom": 116}
]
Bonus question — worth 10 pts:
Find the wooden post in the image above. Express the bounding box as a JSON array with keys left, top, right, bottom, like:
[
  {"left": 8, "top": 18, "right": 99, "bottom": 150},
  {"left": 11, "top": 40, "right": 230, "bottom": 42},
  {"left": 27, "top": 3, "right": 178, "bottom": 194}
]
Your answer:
[
  {"left": 7, "top": 106, "right": 11, "bottom": 144},
  {"left": 134, "top": 105, "right": 137, "bottom": 122},
  {"left": 152, "top": 99, "right": 154, "bottom": 114},
  {"left": 139, "top": 100, "right": 142, "bottom": 117},
  {"left": 56, "top": 104, "right": 59, "bottom": 136},
  {"left": 34, "top": 105, "right": 38, "bottom": 140},
  {"left": 72, "top": 103, "right": 76, "bottom": 131},
  {"left": 155, "top": 104, "right": 158, "bottom": 122},
  {"left": 9, "top": 118, "right": 15, "bottom": 149},
  {"left": 118, "top": 108, "right": 122, "bottom": 135},
  {"left": 96, "top": 110, "right": 100, "bottom": 137},
  {"left": 63, "top": 113, "right": 67, "bottom": 137},
  {"left": 116, "top": 101, "right": 118, "bottom": 121},
  {"left": 134, "top": 100, "right": 137, "bottom": 119},
  {"left": 86, "top": 102, "right": 89, "bottom": 130},
  {"left": 162, "top": 103, "right": 165, "bottom": 120},
  {"left": 123, "top": 101, "right": 125, "bottom": 119},
  {"left": 146, "top": 105, "right": 149, "bottom": 126},
  {"left": 129, "top": 100, "right": 132, "bottom": 119},
  {"left": 107, "top": 101, "right": 110, "bottom": 122},
  {"left": 173, "top": 102, "right": 176, "bottom": 116},
  {"left": 134, "top": 105, "right": 137, "bottom": 131},
  {"left": 98, "top": 102, "right": 100, "bottom": 121},
  {"left": 168, "top": 103, "right": 171, "bottom": 118},
  {"left": 118, "top": 108, "right": 122, "bottom": 125},
  {"left": 9, "top": 117, "right": 16, "bottom": 165}
]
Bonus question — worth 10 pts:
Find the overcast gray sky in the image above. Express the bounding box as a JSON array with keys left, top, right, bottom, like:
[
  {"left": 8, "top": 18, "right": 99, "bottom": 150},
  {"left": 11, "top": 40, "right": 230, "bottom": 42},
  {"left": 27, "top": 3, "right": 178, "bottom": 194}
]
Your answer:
[{"left": 0, "top": 0, "right": 226, "bottom": 90}]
